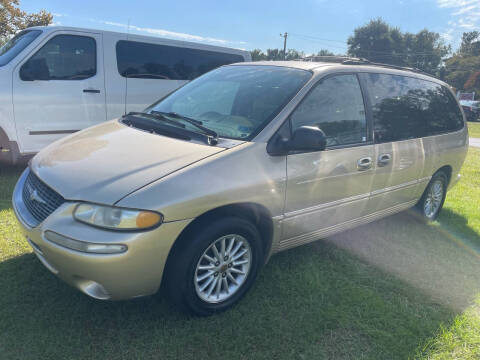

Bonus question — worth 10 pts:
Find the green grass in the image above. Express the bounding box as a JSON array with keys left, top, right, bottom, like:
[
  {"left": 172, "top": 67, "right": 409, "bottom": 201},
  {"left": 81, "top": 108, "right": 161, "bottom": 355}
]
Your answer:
[
  {"left": 418, "top": 297, "right": 480, "bottom": 360},
  {"left": 1, "top": 149, "right": 479, "bottom": 359},
  {"left": 467, "top": 122, "right": 480, "bottom": 138}
]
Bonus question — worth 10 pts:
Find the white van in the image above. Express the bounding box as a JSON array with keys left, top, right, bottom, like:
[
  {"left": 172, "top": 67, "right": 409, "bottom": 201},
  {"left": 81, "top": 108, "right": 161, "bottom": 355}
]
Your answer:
[{"left": 0, "top": 26, "right": 250, "bottom": 164}]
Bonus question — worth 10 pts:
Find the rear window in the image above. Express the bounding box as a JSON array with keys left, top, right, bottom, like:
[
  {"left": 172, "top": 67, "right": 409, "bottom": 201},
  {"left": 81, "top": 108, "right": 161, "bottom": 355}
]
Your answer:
[
  {"left": 116, "top": 40, "right": 245, "bottom": 80},
  {"left": 361, "top": 73, "right": 463, "bottom": 143}
]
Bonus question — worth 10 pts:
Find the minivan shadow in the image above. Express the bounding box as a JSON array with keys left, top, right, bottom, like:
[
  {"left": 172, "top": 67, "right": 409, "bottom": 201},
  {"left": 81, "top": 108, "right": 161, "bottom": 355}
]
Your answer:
[
  {"left": 324, "top": 210, "right": 480, "bottom": 312},
  {"left": 0, "top": 215, "right": 464, "bottom": 359}
]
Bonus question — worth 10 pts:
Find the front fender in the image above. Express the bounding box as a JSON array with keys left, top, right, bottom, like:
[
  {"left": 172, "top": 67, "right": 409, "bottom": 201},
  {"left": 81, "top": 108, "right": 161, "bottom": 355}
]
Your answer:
[{"left": 115, "top": 142, "right": 287, "bottom": 222}]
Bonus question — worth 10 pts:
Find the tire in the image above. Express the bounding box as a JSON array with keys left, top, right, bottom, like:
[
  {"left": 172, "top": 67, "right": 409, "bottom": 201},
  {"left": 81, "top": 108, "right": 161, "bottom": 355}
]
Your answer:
[
  {"left": 165, "top": 217, "right": 263, "bottom": 316},
  {"left": 415, "top": 171, "right": 448, "bottom": 222}
]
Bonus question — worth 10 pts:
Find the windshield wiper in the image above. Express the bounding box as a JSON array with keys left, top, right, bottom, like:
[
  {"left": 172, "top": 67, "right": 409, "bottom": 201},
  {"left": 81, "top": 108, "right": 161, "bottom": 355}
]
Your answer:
[
  {"left": 150, "top": 110, "right": 218, "bottom": 139},
  {"left": 122, "top": 112, "right": 218, "bottom": 146},
  {"left": 128, "top": 111, "right": 186, "bottom": 129}
]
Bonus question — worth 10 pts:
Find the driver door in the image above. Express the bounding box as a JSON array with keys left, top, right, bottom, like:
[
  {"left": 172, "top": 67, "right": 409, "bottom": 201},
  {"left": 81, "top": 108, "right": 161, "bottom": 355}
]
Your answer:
[
  {"left": 12, "top": 30, "right": 106, "bottom": 154},
  {"left": 280, "top": 74, "right": 375, "bottom": 248}
]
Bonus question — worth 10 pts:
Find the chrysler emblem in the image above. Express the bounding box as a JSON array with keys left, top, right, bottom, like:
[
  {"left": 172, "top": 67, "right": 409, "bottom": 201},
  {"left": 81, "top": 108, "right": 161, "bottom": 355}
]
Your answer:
[{"left": 26, "top": 184, "right": 47, "bottom": 205}]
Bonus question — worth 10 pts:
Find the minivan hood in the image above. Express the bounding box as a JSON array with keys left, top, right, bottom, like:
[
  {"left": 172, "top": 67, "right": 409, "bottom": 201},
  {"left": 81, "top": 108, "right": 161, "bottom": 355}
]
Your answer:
[{"left": 31, "top": 120, "right": 226, "bottom": 204}]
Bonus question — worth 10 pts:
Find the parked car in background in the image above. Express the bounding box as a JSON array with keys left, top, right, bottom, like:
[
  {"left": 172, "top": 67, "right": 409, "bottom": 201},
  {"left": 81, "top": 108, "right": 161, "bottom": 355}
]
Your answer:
[
  {"left": 0, "top": 26, "right": 250, "bottom": 164},
  {"left": 12, "top": 60, "right": 467, "bottom": 315},
  {"left": 460, "top": 100, "right": 480, "bottom": 122}
]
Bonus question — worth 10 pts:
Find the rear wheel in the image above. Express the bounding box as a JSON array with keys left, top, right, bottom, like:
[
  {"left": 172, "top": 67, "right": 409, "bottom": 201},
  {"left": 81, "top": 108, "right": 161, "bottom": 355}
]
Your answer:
[
  {"left": 165, "top": 217, "right": 263, "bottom": 316},
  {"left": 416, "top": 171, "right": 448, "bottom": 221}
]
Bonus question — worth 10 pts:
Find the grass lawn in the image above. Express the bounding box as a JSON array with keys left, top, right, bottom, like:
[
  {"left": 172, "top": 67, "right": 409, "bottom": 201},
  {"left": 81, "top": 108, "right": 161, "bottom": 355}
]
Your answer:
[
  {"left": 467, "top": 122, "right": 480, "bottom": 138},
  {"left": 1, "top": 149, "right": 479, "bottom": 359}
]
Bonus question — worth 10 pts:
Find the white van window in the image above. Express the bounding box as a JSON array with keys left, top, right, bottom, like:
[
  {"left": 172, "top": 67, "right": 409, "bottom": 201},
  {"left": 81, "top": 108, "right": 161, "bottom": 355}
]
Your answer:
[
  {"left": 0, "top": 30, "right": 41, "bottom": 66},
  {"left": 290, "top": 74, "right": 367, "bottom": 147},
  {"left": 20, "top": 35, "right": 96, "bottom": 81},
  {"left": 116, "top": 40, "right": 245, "bottom": 80}
]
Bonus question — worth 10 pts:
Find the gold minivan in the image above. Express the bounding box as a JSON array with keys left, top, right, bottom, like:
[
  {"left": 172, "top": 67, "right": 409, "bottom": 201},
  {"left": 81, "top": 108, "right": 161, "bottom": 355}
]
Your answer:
[{"left": 12, "top": 60, "right": 468, "bottom": 315}]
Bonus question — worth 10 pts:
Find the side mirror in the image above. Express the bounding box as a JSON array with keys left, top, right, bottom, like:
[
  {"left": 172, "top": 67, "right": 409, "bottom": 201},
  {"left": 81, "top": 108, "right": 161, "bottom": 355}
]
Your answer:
[
  {"left": 289, "top": 126, "right": 327, "bottom": 152},
  {"left": 267, "top": 125, "right": 327, "bottom": 156}
]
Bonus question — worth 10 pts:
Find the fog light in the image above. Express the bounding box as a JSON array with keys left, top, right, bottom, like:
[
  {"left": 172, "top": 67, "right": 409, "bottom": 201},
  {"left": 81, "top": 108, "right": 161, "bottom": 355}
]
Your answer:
[{"left": 44, "top": 231, "right": 127, "bottom": 254}]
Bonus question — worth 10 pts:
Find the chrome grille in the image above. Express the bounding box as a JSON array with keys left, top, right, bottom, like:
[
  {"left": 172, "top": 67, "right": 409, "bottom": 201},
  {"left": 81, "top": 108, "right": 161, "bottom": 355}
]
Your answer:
[{"left": 22, "top": 170, "right": 65, "bottom": 224}]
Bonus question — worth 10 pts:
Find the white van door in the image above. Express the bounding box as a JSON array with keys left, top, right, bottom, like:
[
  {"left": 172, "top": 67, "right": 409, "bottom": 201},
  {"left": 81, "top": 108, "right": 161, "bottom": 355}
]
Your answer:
[{"left": 12, "top": 31, "right": 105, "bottom": 154}]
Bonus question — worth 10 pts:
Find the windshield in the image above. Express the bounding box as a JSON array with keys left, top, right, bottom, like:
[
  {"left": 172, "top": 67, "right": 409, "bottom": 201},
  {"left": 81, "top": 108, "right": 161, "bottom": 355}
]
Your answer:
[
  {"left": 147, "top": 65, "right": 312, "bottom": 140},
  {"left": 0, "top": 30, "right": 42, "bottom": 67}
]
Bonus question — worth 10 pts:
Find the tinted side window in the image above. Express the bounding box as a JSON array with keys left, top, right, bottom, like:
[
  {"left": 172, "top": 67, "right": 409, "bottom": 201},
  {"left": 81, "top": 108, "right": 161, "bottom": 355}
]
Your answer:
[
  {"left": 290, "top": 74, "right": 367, "bottom": 147},
  {"left": 20, "top": 35, "right": 96, "bottom": 81},
  {"left": 426, "top": 84, "right": 464, "bottom": 135},
  {"left": 362, "top": 73, "right": 428, "bottom": 143},
  {"left": 116, "top": 40, "right": 245, "bottom": 80}
]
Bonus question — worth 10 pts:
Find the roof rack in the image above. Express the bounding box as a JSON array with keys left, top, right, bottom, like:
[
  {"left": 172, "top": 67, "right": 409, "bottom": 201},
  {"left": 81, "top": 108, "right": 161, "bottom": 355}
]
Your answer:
[
  {"left": 300, "top": 55, "right": 434, "bottom": 77},
  {"left": 301, "top": 56, "right": 365, "bottom": 63}
]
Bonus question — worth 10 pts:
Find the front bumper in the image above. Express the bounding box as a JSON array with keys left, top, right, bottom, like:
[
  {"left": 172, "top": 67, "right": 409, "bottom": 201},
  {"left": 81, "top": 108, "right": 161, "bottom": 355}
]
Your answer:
[{"left": 12, "top": 169, "right": 192, "bottom": 300}]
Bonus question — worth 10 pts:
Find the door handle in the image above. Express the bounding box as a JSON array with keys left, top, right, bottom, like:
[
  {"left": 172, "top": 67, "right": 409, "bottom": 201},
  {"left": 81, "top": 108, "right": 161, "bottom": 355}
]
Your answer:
[
  {"left": 378, "top": 153, "right": 392, "bottom": 167},
  {"left": 83, "top": 89, "right": 100, "bottom": 93},
  {"left": 357, "top": 157, "right": 372, "bottom": 171}
]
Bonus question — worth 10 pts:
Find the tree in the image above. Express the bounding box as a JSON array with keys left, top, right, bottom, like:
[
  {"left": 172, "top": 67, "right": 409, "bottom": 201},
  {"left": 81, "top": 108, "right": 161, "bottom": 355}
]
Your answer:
[
  {"left": 347, "top": 18, "right": 450, "bottom": 74},
  {"left": 285, "top": 49, "right": 304, "bottom": 60},
  {"left": 250, "top": 48, "right": 301, "bottom": 61},
  {"left": 0, "top": 0, "right": 52, "bottom": 45},
  {"left": 265, "top": 48, "right": 284, "bottom": 60},
  {"left": 250, "top": 49, "right": 267, "bottom": 61},
  {"left": 458, "top": 31, "right": 480, "bottom": 57},
  {"left": 250, "top": 48, "right": 331, "bottom": 61},
  {"left": 316, "top": 49, "right": 334, "bottom": 56},
  {"left": 441, "top": 31, "right": 480, "bottom": 94}
]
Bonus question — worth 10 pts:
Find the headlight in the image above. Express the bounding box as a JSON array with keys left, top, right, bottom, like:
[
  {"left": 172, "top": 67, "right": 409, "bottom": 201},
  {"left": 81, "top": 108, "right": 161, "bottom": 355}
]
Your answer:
[{"left": 73, "top": 203, "right": 163, "bottom": 230}]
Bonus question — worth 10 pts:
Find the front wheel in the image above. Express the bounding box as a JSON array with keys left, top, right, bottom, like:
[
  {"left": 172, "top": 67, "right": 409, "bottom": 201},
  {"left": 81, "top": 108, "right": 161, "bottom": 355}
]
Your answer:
[
  {"left": 165, "top": 217, "right": 263, "bottom": 315},
  {"left": 415, "top": 171, "right": 448, "bottom": 221}
]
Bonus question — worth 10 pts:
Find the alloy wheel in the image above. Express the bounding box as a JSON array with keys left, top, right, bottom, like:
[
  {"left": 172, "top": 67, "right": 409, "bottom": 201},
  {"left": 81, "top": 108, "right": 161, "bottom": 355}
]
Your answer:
[{"left": 194, "top": 234, "right": 252, "bottom": 303}]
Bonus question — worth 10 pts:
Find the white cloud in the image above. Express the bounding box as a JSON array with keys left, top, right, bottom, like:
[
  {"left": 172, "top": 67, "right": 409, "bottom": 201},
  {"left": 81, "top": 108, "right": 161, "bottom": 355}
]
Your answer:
[
  {"left": 437, "top": 0, "right": 480, "bottom": 49},
  {"left": 46, "top": 13, "right": 246, "bottom": 47},
  {"left": 94, "top": 19, "right": 245, "bottom": 46}
]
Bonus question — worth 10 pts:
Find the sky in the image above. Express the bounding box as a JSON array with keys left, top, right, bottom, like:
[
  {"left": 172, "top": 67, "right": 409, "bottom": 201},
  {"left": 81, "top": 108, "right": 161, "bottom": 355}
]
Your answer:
[{"left": 22, "top": 0, "right": 480, "bottom": 54}]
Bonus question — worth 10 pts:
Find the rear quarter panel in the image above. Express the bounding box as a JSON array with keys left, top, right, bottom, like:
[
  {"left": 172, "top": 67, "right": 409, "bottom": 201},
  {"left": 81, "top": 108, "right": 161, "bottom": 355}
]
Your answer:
[{"left": 419, "top": 126, "right": 468, "bottom": 194}]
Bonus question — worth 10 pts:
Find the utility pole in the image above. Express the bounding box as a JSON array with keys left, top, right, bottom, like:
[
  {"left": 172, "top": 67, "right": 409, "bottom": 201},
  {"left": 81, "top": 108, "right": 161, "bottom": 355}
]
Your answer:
[{"left": 280, "top": 32, "right": 288, "bottom": 60}]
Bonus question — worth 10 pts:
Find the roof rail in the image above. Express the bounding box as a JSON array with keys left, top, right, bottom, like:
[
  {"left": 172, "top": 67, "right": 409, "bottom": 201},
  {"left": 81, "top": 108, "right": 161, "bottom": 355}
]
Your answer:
[
  {"left": 301, "top": 56, "right": 366, "bottom": 63},
  {"left": 300, "top": 56, "right": 435, "bottom": 78}
]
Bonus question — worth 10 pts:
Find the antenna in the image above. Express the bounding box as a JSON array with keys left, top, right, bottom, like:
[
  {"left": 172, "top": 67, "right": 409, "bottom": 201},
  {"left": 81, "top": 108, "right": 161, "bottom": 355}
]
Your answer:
[{"left": 123, "top": 18, "right": 131, "bottom": 115}]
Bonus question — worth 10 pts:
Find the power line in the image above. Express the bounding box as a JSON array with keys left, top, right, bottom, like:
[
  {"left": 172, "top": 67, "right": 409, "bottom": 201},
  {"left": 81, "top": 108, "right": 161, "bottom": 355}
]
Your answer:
[{"left": 289, "top": 32, "right": 347, "bottom": 45}]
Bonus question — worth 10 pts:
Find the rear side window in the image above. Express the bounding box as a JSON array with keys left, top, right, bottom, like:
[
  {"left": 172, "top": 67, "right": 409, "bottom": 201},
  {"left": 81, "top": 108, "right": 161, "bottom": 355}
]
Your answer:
[
  {"left": 116, "top": 40, "right": 245, "bottom": 80},
  {"left": 290, "top": 74, "right": 367, "bottom": 147},
  {"left": 426, "top": 85, "right": 464, "bottom": 134},
  {"left": 362, "top": 73, "right": 427, "bottom": 142},
  {"left": 362, "top": 73, "right": 464, "bottom": 143},
  {"left": 20, "top": 35, "right": 96, "bottom": 81}
]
